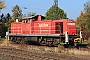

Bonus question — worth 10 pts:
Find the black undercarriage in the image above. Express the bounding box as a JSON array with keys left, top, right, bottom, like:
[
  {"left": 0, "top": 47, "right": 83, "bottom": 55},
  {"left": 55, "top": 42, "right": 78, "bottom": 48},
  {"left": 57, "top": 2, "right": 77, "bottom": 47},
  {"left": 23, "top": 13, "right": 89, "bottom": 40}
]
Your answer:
[{"left": 9, "top": 34, "right": 82, "bottom": 47}]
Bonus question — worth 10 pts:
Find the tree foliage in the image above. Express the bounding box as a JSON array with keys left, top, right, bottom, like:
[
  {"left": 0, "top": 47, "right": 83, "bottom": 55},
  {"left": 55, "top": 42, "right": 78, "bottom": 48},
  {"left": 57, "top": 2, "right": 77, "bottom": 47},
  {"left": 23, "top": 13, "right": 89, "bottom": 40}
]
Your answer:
[
  {"left": 84, "top": 0, "right": 90, "bottom": 13},
  {"left": 0, "top": 13, "right": 12, "bottom": 37},
  {"left": 84, "top": 0, "right": 90, "bottom": 32},
  {"left": 76, "top": 0, "right": 90, "bottom": 33},
  {"left": 76, "top": 11, "right": 87, "bottom": 28},
  {"left": 0, "top": 13, "right": 11, "bottom": 23},
  {"left": 12, "top": 5, "right": 22, "bottom": 22},
  {"left": 27, "top": 12, "right": 36, "bottom": 17},
  {"left": 23, "top": 12, "right": 36, "bottom": 17},
  {"left": 0, "top": 23, "right": 8, "bottom": 37},
  {"left": 0, "top": 1, "right": 6, "bottom": 9},
  {"left": 45, "top": 6, "right": 67, "bottom": 20}
]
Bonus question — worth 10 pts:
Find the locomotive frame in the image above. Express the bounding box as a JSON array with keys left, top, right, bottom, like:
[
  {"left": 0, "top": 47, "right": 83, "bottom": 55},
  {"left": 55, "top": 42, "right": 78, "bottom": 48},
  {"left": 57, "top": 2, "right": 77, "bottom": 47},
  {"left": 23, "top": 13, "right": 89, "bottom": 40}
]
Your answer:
[{"left": 8, "top": 15, "right": 82, "bottom": 47}]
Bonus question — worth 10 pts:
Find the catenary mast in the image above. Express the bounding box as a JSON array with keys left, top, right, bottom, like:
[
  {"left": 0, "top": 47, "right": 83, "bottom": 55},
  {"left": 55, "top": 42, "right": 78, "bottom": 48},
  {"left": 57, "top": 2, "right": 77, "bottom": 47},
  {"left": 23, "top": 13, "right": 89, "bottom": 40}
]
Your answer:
[{"left": 53, "top": 0, "right": 58, "bottom": 20}]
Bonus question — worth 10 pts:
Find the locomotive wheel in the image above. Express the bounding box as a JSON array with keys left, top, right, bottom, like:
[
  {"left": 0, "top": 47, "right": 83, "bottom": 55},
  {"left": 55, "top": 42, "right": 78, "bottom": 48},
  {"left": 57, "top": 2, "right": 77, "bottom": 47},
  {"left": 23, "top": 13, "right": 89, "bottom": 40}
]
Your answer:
[
  {"left": 16, "top": 37, "right": 22, "bottom": 44},
  {"left": 11, "top": 37, "right": 27, "bottom": 44},
  {"left": 38, "top": 37, "right": 47, "bottom": 45},
  {"left": 47, "top": 42, "right": 52, "bottom": 46},
  {"left": 11, "top": 37, "right": 16, "bottom": 44},
  {"left": 45, "top": 38, "right": 54, "bottom": 46},
  {"left": 20, "top": 38, "right": 26, "bottom": 44},
  {"left": 53, "top": 39, "right": 60, "bottom": 46}
]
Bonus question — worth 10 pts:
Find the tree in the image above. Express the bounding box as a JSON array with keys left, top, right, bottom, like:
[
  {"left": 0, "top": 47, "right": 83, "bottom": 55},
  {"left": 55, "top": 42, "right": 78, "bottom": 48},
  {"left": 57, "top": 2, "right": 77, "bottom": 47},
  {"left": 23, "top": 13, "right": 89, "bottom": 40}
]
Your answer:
[
  {"left": 5, "top": 13, "right": 11, "bottom": 21},
  {"left": 84, "top": 0, "right": 90, "bottom": 32},
  {"left": 0, "top": 13, "right": 13, "bottom": 37},
  {"left": 45, "top": 6, "right": 67, "bottom": 20},
  {"left": 0, "top": 23, "right": 8, "bottom": 37},
  {"left": 84, "top": 0, "right": 90, "bottom": 13},
  {"left": 86, "top": 17, "right": 90, "bottom": 32},
  {"left": 23, "top": 12, "right": 36, "bottom": 17},
  {"left": 76, "top": 11, "right": 87, "bottom": 28},
  {"left": 0, "top": 1, "right": 6, "bottom": 9},
  {"left": 5, "top": 13, "right": 13, "bottom": 28},
  {"left": 0, "top": 13, "right": 4, "bottom": 22},
  {"left": 27, "top": 12, "right": 36, "bottom": 17},
  {"left": 76, "top": 0, "right": 90, "bottom": 33},
  {"left": 12, "top": 5, "right": 22, "bottom": 22}
]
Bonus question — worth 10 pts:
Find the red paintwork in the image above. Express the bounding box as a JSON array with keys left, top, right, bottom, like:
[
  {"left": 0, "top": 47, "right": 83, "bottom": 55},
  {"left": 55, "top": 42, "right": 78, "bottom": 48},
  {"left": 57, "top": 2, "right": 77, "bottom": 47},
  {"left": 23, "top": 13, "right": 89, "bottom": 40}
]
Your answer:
[{"left": 11, "top": 15, "right": 76, "bottom": 35}]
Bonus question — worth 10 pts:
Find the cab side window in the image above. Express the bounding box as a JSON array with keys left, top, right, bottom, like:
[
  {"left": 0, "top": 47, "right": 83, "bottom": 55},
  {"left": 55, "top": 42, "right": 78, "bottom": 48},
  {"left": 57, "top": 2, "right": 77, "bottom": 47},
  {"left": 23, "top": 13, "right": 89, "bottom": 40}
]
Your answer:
[
  {"left": 24, "top": 20, "right": 27, "bottom": 23},
  {"left": 24, "top": 19, "right": 30, "bottom": 23}
]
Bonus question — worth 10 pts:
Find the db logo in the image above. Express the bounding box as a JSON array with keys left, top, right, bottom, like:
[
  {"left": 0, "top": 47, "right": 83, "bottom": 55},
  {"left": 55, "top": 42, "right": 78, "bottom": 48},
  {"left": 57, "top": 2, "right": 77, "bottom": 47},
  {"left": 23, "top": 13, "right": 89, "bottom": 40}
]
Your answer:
[{"left": 39, "top": 23, "right": 49, "bottom": 27}]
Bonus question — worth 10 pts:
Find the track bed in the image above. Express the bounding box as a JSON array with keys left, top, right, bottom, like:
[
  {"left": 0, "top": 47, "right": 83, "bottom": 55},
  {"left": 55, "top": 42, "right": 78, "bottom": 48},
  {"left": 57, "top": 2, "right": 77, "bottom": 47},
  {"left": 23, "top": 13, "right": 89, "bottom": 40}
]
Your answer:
[{"left": 0, "top": 43, "right": 90, "bottom": 60}]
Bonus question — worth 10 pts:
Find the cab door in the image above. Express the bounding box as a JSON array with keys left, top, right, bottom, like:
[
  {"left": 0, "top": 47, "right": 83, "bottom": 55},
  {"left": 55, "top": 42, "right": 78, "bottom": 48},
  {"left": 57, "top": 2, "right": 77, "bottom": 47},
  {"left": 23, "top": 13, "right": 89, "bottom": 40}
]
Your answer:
[
  {"left": 22, "top": 20, "right": 30, "bottom": 34},
  {"left": 22, "top": 22, "right": 26, "bottom": 34},
  {"left": 55, "top": 22, "right": 63, "bottom": 34}
]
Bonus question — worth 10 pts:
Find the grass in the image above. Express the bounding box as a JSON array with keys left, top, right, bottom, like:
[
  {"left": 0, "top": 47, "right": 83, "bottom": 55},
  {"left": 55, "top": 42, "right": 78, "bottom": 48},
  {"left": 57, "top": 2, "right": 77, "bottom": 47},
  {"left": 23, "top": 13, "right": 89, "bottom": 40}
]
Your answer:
[
  {"left": 0, "top": 38, "right": 6, "bottom": 41},
  {"left": 0, "top": 38, "right": 11, "bottom": 46},
  {"left": 0, "top": 39, "right": 10, "bottom": 46},
  {"left": 82, "top": 40, "right": 88, "bottom": 44},
  {"left": 83, "top": 38, "right": 90, "bottom": 47},
  {"left": 54, "top": 44, "right": 64, "bottom": 53},
  {"left": 64, "top": 49, "right": 90, "bottom": 56},
  {"left": 58, "top": 44, "right": 64, "bottom": 49}
]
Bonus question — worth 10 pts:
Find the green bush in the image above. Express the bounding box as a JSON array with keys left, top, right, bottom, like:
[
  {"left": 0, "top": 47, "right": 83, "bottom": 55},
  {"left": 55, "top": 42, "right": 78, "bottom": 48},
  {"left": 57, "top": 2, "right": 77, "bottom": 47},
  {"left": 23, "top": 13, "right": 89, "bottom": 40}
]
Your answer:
[
  {"left": 88, "top": 38, "right": 90, "bottom": 44},
  {"left": 0, "top": 38, "right": 6, "bottom": 41},
  {"left": 57, "top": 44, "right": 64, "bottom": 53},
  {"left": 82, "top": 40, "right": 88, "bottom": 44},
  {"left": 58, "top": 44, "right": 64, "bottom": 49}
]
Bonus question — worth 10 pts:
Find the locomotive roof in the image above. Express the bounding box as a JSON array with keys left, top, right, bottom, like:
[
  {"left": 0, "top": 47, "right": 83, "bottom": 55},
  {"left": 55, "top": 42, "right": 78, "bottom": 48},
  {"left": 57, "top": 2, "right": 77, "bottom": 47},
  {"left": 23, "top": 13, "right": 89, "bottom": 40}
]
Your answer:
[
  {"left": 22, "top": 15, "right": 45, "bottom": 20},
  {"left": 22, "top": 16, "right": 35, "bottom": 19}
]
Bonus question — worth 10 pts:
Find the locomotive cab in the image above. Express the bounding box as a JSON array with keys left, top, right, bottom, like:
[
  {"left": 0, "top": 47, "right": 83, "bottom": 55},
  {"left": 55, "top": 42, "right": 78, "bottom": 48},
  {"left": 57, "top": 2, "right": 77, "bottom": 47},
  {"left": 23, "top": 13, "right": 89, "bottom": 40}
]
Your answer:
[
  {"left": 31, "top": 15, "right": 46, "bottom": 21},
  {"left": 22, "top": 16, "right": 34, "bottom": 23}
]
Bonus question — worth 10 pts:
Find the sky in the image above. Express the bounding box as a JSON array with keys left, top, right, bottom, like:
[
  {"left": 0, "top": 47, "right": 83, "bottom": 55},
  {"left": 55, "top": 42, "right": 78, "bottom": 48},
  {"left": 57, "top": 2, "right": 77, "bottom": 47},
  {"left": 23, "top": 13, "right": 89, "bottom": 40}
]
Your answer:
[{"left": 1, "top": 0, "right": 89, "bottom": 20}]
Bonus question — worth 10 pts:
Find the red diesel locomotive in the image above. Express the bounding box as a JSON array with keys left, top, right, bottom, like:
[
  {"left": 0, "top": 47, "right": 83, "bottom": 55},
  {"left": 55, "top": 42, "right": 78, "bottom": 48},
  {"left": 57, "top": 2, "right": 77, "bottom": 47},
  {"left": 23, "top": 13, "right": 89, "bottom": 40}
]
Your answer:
[{"left": 9, "top": 15, "right": 81, "bottom": 46}]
